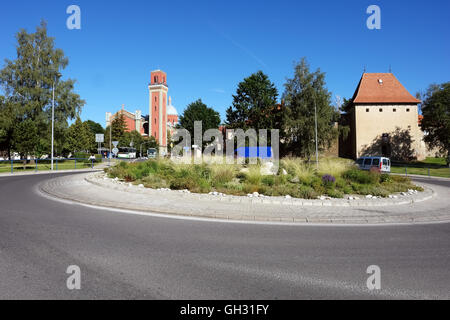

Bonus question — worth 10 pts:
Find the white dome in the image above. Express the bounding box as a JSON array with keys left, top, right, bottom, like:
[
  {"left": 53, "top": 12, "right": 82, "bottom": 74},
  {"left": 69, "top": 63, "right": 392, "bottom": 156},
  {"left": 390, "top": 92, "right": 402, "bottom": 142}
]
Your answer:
[{"left": 167, "top": 104, "right": 178, "bottom": 116}]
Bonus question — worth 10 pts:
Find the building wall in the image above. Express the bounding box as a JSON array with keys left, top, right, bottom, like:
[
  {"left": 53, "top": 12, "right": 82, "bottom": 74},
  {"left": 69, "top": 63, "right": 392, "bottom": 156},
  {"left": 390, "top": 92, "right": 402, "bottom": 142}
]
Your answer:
[
  {"left": 168, "top": 114, "right": 178, "bottom": 126},
  {"left": 354, "top": 104, "right": 426, "bottom": 160},
  {"left": 107, "top": 109, "right": 145, "bottom": 134}
]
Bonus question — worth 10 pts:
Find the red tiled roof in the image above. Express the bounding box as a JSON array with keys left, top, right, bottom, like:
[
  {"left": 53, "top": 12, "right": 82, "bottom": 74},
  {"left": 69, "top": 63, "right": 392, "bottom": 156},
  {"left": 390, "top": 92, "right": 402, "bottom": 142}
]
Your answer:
[{"left": 352, "top": 73, "right": 421, "bottom": 104}]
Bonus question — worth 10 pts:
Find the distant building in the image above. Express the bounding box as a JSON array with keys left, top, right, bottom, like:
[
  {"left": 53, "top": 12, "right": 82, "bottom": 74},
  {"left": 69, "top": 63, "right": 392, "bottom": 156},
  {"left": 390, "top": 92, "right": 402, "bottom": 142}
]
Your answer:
[
  {"left": 339, "top": 73, "right": 429, "bottom": 161},
  {"left": 167, "top": 96, "right": 179, "bottom": 137},
  {"left": 106, "top": 70, "right": 179, "bottom": 153},
  {"left": 106, "top": 105, "right": 147, "bottom": 136}
]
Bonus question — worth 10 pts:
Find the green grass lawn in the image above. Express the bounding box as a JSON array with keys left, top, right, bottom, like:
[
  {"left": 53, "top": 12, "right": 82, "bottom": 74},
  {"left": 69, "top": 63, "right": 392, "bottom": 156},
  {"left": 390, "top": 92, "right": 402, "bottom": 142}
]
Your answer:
[
  {"left": 391, "top": 157, "right": 450, "bottom": 178},
  {"left": 0, "top": 160, "right": 100, "bottom": 173}
]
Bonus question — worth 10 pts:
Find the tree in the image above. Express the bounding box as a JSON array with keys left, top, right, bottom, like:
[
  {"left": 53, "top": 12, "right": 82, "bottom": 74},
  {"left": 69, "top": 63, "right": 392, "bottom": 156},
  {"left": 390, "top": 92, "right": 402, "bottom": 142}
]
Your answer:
[
  {"left": 282, "top": 58, "right": 339, "bottom": 160},
  {"left": 0, "top": 21, "right": 85, "bottom": 158},
  {"left": 0, "top": 95, "right": 15, "bottom": 159},
  {"left": 86, "top": 120, "right": 104, "bottom": 135},
  {"left": 419, "top": 82, "right": 450, "bottom": 164},
  {"left": 178, "top": 99, "right": 221, "bottom": 147},
  {"left": 337, "top": 97, "right": 352, "bottom": 141},
  {"left": 104, "top": 113, "right": 128, "bottom": 148},
  {"left": 226, "top": 71, "right": 280, "bottom": 131},
  {"left": 64, "top": 116, "right": 93, "bottom": 154}
]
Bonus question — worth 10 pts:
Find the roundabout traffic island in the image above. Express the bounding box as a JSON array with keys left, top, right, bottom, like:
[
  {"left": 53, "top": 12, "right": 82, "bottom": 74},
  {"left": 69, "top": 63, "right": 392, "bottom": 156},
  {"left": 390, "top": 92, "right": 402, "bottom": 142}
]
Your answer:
[{"left": 36, "top": 170, "right": 450, "bottom": 225}]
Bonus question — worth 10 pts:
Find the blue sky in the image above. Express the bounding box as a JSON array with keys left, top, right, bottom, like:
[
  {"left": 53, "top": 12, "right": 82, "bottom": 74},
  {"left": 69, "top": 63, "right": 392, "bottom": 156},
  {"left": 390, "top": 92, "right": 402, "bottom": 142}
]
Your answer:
[{"left": 0, "top": 0, "right": 449, "bottom": 126}]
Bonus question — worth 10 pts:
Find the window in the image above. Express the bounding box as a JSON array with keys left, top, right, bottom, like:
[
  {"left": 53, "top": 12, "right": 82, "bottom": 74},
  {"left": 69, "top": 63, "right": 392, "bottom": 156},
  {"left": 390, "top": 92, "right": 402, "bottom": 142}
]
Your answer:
[
  {"left": 393, "top": 108, "right": 397, "bottom": 112},
  {"left": 154, "top": 76, "right": 157, "bottom": 83},
  {"left": 366, "top": 108, "right": 370, "bottom": 112},
  {"left": 357, "top": 159, "right": 364, "bottom": 165},
  {"left": 383, "top": 159, "right": 388, "bottom": 166},
  {"left": 364, "top": 158, "right": 372, "bottom": 166},
  {"left": 406, "top": 108, "right": 410, "bottom": 112},
  {"left": 379, "top": 108, "right": 383, "bottom": 112},
  {"left": 372, "top": 159, "right": 380, "bottom": 166},
  {"left": 155, "top": 97, "right": 157, "bottom": 102}
]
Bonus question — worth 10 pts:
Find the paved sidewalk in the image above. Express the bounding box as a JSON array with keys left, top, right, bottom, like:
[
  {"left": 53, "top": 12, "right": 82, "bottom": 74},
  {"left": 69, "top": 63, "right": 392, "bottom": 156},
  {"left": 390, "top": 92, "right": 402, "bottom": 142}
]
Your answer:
[{"left": 37, "top": 172, "right": 450, "bottom": 225}]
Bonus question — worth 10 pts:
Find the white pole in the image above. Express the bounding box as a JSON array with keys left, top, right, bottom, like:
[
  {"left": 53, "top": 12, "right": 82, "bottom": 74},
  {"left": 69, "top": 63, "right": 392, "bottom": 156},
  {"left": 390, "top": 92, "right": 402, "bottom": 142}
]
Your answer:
[
  {"left": 314, "top": 94, "right": 319, "bottom": 170},
  {"left": 109, "top": 123, "right": 112, "bottom": 166},
  {"left": 51, "top": 82, "right": 55, "bottom": 171}
]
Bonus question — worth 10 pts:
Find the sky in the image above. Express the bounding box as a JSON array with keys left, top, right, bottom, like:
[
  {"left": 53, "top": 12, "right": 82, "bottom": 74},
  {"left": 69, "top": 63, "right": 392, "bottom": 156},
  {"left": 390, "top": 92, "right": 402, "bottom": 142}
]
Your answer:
[{"left": 0, "top": 0, "right": 449, "bottom": 127}]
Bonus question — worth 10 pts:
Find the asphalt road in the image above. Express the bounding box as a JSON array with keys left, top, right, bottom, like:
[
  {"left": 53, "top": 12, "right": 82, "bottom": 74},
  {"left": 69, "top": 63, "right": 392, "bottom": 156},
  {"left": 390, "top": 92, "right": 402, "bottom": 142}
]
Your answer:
[{"left": 0, "top": 173, "right": 449, "bottom": 299}]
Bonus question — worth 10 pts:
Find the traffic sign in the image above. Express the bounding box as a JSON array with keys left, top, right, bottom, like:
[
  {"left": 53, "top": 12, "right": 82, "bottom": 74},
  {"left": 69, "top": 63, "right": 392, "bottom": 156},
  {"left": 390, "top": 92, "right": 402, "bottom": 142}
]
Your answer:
[
  {"left": 112, "top": 141, "right": 119, "bottom": 148},
  {"left": 95, "top": 134, "right": 104, "bottom": 143},
  {"left": 112, "top": 148, "right": 119, "bottom": 156}
]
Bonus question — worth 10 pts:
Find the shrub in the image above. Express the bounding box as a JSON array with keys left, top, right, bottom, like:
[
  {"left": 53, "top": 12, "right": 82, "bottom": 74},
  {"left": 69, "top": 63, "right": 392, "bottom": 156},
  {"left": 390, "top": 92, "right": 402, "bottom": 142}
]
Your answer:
[
  {"left": 311, "top": 176, "right": 326, "bottom": 195},
  {"left": 141, "top": 175, "right": 169, "bottom": 189},
  {"left": 262, "top": 175, "right": 275, "bottom": 186},
  {"left": 327, "top": 189, "right": 344, "bottom": 198},
  {"left": 298, "top": 185, "right": 318, "bottom": 199},
  {"left": 322, "top": 174, "right": 336, "bottom": 187},
  {"left": 343, "top": 168, "right": 379, "bottom": 184}
]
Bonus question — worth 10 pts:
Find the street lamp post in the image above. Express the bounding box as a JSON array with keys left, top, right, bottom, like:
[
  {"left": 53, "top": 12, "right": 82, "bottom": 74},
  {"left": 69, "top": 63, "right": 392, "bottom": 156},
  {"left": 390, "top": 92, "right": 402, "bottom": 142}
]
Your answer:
[
  {"left": 314, "top": 93, "right": 319, "bottom": 170},
  {"left": 51, "top": 73, "right": 61, "bottom": 171}
]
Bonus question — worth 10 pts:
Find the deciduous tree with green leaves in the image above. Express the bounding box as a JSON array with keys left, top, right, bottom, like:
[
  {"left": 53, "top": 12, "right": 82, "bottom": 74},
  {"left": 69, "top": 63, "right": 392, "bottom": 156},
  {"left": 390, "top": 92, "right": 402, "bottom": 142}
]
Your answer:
[
  {"left": 0, "top": 21, "right": 85, "bottom": 159},
  {"left": 282, "top": 58, "right": 339, "bottom": 160},
  {"left": 419, "top": 82, "right": 450, "bottom": 165}
]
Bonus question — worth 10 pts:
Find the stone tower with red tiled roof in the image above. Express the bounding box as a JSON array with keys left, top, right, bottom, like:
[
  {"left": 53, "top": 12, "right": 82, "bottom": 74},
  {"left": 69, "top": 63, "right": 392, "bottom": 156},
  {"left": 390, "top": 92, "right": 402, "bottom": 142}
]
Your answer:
[{"left": 340, "top": 73, "right": 428, "bottom": 161}]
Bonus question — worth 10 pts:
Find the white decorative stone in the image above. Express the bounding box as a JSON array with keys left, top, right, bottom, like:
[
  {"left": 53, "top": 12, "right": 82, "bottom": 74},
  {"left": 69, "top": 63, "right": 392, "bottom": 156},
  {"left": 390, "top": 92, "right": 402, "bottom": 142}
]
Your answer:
[{"left": 366, "top": 195, "right": 373, "bottom": 199}]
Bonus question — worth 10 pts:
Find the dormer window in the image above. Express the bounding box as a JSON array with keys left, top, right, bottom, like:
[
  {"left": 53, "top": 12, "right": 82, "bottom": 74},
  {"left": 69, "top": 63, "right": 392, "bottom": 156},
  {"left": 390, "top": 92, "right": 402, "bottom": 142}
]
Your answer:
[{"left": 378, "top": 79, "right": 383, "bottom": 85}]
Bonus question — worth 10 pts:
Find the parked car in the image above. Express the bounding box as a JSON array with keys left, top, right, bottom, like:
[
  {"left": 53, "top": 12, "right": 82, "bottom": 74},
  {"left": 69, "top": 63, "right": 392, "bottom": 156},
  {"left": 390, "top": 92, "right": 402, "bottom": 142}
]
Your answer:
[
  {"left": 356, "top": 156, "right": 391, "bottom": 173},
  {"left": 147, "top": 148, "right": 157, "bottom": 159}
]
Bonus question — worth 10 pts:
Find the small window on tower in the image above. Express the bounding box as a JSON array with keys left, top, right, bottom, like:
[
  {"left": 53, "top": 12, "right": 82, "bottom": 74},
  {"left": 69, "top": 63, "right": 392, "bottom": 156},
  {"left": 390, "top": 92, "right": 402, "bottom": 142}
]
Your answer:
[
  {"left": 393, "top": 108, "right": 397, "bottom": 112},
  {"left": 366, "top": 108, "right": 370, "bottom": 112},
  {"left": 379, "top": 108, "right": 383, "bottom": 112},
  {"left": 406, "top": 108, "right": 410, "bottom": 112}
]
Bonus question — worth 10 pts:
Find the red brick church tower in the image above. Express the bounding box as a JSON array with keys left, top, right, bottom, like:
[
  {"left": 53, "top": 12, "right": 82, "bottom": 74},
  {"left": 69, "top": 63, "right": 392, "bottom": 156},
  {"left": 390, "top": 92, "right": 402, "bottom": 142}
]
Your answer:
[{"left": 148, "top": 70, "right": 168, "bottom": 154}]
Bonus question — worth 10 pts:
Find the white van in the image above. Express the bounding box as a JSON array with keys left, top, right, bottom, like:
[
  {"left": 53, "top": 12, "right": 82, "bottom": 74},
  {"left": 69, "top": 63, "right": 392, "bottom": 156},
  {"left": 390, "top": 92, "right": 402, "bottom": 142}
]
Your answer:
[{"left": 356, "top": 156, "right": 391, "bottom": 173}]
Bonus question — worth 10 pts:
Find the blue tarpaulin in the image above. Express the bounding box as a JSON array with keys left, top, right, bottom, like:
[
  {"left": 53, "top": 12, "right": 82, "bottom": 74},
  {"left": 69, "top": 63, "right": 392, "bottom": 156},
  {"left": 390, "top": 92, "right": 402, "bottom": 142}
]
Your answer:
[{"left": 235, "top": 147, "right": 273, "bottom": 159}]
